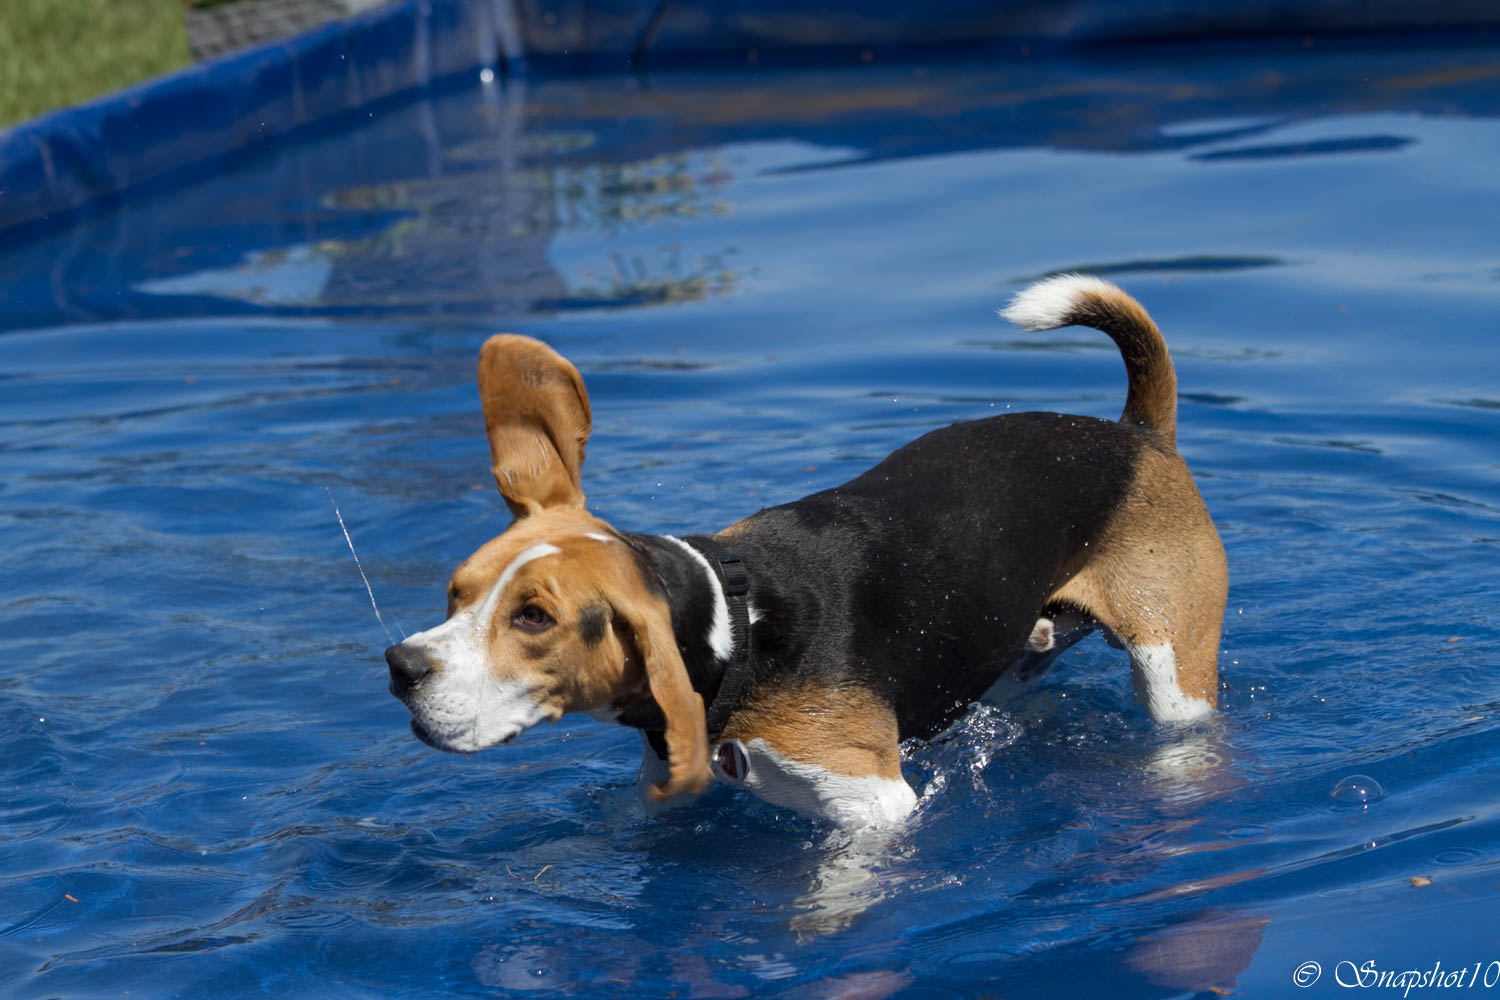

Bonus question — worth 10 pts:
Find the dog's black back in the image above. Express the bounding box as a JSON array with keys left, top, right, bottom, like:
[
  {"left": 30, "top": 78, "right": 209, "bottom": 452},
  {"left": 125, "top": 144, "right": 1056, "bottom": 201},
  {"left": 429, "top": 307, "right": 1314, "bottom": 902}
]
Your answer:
[{"left": 701, "top": 411, "right": 1154, "bottom": 737}]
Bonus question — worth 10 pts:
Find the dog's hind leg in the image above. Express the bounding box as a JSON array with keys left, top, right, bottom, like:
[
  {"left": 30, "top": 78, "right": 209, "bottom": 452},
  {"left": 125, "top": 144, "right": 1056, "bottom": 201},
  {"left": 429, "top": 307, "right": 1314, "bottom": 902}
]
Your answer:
[{"left": 1049, "top": 449, "right": 1227, "bottom": 723}]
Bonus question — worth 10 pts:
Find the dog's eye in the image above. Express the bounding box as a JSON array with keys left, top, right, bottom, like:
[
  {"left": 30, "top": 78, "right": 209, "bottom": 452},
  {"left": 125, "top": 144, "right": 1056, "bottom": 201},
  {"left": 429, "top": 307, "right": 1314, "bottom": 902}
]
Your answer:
[{"left": 514, "top": 605, "right": 554, "bottom": 632}]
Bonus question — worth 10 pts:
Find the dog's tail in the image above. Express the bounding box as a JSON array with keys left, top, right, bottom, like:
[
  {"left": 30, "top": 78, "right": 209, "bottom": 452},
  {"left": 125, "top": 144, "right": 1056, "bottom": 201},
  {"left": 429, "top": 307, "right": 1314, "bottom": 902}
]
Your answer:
[{"left": 1000, "top": 274, "right": 1177, "bottom": 447}]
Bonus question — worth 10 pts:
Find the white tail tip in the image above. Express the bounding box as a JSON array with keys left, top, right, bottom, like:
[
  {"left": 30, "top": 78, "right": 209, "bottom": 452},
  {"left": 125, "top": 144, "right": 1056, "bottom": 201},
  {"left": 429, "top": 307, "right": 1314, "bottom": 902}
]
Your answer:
[{"left": 999, "top": 273, "right": 1122, "bottom": 331}]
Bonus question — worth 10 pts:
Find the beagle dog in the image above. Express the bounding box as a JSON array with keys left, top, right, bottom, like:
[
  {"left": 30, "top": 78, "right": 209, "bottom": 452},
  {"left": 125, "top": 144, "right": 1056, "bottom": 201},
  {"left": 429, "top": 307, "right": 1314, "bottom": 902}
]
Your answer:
[{"left": 384, "top": 275, "right": 1227, "bottom": 828}]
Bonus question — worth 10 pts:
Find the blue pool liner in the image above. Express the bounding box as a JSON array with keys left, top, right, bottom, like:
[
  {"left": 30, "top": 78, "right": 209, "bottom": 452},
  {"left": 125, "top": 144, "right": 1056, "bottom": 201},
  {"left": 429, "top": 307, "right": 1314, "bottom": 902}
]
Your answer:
[
  {"left": 1, "top": 0, "right": 1497, "bottom": 241},
  {"left": 0, "top": 0, "right": 522, "bottom": 240}
]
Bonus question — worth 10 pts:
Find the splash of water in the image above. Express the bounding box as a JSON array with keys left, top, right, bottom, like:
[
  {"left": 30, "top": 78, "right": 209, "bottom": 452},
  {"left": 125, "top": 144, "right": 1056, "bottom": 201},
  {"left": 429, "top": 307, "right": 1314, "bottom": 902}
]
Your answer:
[{"left": 326, "top": 488, "right": 403, "bottom": 644}]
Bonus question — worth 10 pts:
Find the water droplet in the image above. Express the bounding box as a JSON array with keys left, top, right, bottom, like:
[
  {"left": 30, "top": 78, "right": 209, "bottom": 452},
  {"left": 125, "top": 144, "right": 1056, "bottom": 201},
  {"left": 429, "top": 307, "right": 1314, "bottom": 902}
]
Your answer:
[{"left": 1330, "top": 774, "right": 1385, "bottom": 805}]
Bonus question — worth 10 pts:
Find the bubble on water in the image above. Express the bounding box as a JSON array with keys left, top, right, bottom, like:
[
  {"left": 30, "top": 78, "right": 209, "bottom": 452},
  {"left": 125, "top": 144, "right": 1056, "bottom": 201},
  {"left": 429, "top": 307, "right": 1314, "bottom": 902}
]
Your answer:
[{"left": 1330, "top": 774, "right": 1386, "bottom": 805}]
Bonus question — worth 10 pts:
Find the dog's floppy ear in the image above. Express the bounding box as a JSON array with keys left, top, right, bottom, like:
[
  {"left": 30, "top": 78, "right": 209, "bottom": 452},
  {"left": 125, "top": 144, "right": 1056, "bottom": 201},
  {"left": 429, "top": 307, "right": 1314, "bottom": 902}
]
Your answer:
[
  {"left": 477, "top": 334, "right": 592, "bottom": 517},
  {"left": 617, "top": 594, "right": 711, "bottom": 801}
]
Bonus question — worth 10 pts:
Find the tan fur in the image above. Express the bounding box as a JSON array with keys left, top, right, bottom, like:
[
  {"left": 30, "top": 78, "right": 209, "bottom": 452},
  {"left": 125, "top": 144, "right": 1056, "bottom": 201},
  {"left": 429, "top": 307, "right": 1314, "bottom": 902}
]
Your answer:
[
  {"left": 1073, "top": 285, "right": 1178, "bottom": 446},
  {"left": 478, "top": 334, "right": 593, "bottom": 517},
  {"left": 1046, "top": 443, "right": 1227, "bottom": 703},
  {"left": 450, "top": 515, "right": 621, "bottom": 702},
  {"left": 446, "top": 337, "right": 712, "bottom": 798},
  {"left": 716, "top": 517, "right": 754, "bottom": 538},
  {"left": 720, "top": 682, "right": 904, "bottom": 780},
  {"left": 608, "top": 585, "right": 709, "bottom": 801}
]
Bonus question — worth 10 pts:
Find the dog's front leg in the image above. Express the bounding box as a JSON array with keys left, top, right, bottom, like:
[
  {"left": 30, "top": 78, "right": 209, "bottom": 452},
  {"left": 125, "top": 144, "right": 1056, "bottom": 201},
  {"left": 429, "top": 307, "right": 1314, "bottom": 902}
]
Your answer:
[
  {"left": 711, "top": 684, "right": 917, "bottom": 828},
  {"left": 634, "top": 730, "right": 698, "bottom": 812}
]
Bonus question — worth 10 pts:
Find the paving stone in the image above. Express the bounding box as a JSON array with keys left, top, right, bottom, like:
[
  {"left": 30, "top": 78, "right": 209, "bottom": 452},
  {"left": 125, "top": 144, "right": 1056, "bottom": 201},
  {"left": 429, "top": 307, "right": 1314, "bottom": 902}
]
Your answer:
[{"left": 186, "top": 0, "right": 386, "bottom": 61}]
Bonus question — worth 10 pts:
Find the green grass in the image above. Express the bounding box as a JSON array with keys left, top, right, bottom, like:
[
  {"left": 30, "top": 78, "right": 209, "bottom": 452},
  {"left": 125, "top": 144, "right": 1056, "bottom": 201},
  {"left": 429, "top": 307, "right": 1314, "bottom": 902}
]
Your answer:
[{"left": 0, "top": 0, "right": 193, "bottom": 129}]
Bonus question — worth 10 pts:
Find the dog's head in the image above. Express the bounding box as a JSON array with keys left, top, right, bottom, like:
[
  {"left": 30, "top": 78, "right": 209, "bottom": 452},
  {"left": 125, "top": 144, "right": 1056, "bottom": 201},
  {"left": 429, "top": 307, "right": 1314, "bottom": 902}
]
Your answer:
[{"left": 385, "top": 335, "right": 710, "bottom": 800}]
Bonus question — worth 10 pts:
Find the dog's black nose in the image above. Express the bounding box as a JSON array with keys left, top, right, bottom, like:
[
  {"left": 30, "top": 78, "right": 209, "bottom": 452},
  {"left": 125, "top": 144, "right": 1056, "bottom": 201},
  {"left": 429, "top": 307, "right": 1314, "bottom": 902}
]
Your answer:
[{"left": 385, "top": 643, "right": 431, "bottom": 697}]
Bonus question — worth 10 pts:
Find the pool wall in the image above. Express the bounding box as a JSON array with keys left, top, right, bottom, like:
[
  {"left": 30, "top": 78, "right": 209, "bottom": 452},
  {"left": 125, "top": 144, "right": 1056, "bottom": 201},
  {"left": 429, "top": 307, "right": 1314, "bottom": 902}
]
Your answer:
[
  {"left": 2, "top": 0, "right": 1498, "bottom": 242},
  {"left": 0, "top": 0, "right": 522, "bottom": 239}
]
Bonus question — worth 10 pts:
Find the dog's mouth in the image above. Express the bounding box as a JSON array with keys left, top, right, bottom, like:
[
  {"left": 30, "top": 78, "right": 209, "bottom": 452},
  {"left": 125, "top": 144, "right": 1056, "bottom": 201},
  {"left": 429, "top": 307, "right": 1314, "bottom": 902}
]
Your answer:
[
  {"left": 409, "top": 717, "right": 519, "bottom": 753},
  {"left": 409, "top": 718, "right": 448, "bottom": 751}
]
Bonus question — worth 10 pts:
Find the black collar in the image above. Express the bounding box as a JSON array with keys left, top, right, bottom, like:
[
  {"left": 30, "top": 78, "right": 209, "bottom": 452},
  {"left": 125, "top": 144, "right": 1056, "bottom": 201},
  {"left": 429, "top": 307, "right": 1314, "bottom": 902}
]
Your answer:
[{"left": 685, "top": 536, "right": 752, "bottom": 738}]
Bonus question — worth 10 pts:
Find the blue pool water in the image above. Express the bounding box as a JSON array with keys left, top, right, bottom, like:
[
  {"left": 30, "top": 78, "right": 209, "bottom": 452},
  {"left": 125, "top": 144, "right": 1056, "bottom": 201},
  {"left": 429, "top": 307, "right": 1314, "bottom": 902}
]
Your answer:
[{"left": 3, "top": 44, "right": 1500, "bottom": 998}]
